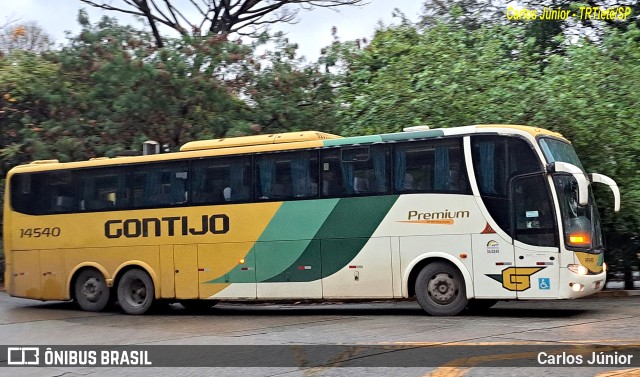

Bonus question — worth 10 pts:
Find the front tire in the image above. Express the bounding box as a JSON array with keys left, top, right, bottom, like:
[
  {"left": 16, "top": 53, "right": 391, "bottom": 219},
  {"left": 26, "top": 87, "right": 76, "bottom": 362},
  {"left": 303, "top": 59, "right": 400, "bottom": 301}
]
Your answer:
[
  {"left": 117, "top": 269, "right": 155, "bottom": 315},
  {"left": 74, "top": 269, "right": 111, "bottom": 312},
  {"left": 415, "top": 262, "right": 468, "bottom": 316}
]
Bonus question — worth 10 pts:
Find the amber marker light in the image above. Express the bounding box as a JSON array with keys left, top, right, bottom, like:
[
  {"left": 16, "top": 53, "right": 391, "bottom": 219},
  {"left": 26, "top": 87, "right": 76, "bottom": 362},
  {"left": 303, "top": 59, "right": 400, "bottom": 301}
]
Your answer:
[
  {"left": 568, "top": 232, "right": 591, "bottom": 247},
  {"left": 459, "top": 253, "right": 468, "bottom": 259},
  {"left": 239, "top": 258, "right": 246, "bottom": 264}
]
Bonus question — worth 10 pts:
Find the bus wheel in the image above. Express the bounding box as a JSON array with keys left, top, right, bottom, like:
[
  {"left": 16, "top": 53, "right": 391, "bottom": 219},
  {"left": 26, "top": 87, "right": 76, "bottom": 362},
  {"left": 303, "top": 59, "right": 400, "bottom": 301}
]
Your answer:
[
  {"left": 117, "top": 269, "right": 155, "bottom": 315},
  {"left": 415, "top": 262, "right": 467, "bottom": 316},
  {"left": 74, "top": 269, "right": 111, "bottom": 312},
  {"left": 180, "top": 300, "right": 218, "bottom": 312}
]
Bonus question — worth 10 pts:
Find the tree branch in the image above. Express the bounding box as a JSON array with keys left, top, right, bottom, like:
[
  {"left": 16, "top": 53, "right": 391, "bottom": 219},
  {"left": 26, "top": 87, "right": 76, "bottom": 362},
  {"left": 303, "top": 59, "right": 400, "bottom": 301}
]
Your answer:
[{"left": 80, "top": 0, "right": 367, "bottom": 39}]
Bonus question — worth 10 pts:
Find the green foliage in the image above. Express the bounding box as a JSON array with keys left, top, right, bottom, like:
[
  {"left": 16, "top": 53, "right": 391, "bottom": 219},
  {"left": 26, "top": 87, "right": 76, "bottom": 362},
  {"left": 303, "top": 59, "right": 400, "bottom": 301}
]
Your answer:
[
  {"left": 239, "top": 33, "right": 340, "bottom": 135},
  {"left": 52, "top": 16, "right": 253, "bottom": 154},
  {"left": 329, "top": 23, "right": 542, "bottom": 135},
  {"left": 0, "top": 52, "right": 65, "bottom": 168},
  {"left": 533, "top": 26, "right": 640, "bottom": 249},
  {"left": 0, "top": 13, "right": 338, "bottom": 170}
]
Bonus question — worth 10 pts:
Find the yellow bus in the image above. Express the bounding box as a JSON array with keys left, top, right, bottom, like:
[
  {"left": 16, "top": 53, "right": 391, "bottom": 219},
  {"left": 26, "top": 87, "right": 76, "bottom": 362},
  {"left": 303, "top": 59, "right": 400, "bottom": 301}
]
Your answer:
[{"left": 3, "top": 125, "right": 620, "bottom": 315}]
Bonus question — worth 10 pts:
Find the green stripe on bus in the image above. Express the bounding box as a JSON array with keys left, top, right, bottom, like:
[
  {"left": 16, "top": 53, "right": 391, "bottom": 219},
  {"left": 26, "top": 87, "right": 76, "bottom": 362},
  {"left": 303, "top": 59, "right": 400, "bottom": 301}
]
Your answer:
[
  {"left": 379, "top": 130, "right": 444, "bottom": 141},
  {"left": 264, "top": 195, "right": 398, "bottom": 282},
  {"left": 322, "top": 135, "right": 383, "bottom": 147},
  {"left": 254, "top": 199, "right": 338, "bottom": 282},
  {"left": 316, "top": 195, "right": 398, "bottom": 278},
  {"left": 257, "top": 199, "right": 339, "bottom": 242},
  {"left": 203, "top": 199, "right": 338, "bottom": 284}
]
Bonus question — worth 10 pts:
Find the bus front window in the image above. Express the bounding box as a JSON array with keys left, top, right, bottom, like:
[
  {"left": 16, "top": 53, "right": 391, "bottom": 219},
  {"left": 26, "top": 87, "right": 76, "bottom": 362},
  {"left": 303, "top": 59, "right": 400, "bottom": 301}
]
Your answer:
[
  {"left": 539, "top": 138, "right": 604, "bottom": 251},
  {"left": 553, "top": 175, "right": 603, "bottom": 251}
]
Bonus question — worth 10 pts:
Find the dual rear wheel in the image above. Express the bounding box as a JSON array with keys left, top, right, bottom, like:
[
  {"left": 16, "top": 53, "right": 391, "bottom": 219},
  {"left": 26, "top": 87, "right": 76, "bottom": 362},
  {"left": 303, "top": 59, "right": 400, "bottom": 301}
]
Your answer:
[{"left": 74, "top": 268, "right": 154, "bottom": 315}]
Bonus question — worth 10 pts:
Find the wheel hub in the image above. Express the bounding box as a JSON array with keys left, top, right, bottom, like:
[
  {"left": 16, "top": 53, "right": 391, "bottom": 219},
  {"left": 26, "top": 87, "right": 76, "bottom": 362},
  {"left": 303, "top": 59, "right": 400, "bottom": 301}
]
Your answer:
[
  {"left": 427, "top": 273, "right": 457, "bottom": 304},
  {"left": 128, "top": 280, "right": 147, "bottom": 305},
  {"left": 82, "top": 277, "right": 102, "bottom": 302}
]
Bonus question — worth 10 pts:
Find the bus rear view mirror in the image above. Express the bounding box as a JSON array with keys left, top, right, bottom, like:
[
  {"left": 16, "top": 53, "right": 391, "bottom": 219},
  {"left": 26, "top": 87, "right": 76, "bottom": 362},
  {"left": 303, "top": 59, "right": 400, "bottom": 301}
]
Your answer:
[
  {"left": 589, "top": 173, "right": 621, "bottom": 212},
  {"left": 547, "top": 162, "right": 589, "bottom": 206}
]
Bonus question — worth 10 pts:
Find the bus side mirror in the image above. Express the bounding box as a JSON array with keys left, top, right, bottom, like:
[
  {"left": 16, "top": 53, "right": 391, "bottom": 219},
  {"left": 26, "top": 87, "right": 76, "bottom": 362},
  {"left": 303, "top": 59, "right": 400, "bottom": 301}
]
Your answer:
[
  {"left": 590, "top": 173, "right": 620, "bottom": 212},
  {"left": 547, "top": 162, "right": 589, "bottom": 206}
]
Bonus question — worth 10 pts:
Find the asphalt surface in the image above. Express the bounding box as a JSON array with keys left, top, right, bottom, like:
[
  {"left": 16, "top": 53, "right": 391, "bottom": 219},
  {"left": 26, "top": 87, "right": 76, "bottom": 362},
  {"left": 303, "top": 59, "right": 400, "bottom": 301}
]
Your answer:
[{"left": 1, "top": 290, "right": 640, "bottom": 377}]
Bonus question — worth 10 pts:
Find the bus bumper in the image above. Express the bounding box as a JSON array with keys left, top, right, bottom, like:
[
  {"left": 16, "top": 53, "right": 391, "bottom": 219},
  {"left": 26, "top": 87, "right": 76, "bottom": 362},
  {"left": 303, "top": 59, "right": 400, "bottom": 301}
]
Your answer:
[{"left": 562, "top": 270, "right": 606, "bottom": 299}]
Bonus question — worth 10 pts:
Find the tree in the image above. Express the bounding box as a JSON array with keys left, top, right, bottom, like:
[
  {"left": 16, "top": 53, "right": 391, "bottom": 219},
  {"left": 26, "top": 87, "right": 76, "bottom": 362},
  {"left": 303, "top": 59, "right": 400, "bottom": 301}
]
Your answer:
[
  {"left": 327, "top": 22, "right": 542, "bottom": 135},
  {"left": 419, "top": 0, "right": 503, "bottom": 30},
  {"left": 51, "top": 12, "right": 258, "bottom": 155},
  {"left": 236, "top": 32, "right": 340, "bottom": 136},
  {"left": 419, "top": 0, "right": 640, "bottom": 59},
  {"left": 0, "top": 22, "right": 53, "bottom": 54},
  {"left": 0, "top": 11, "right": 340, "bottom": 165},
  {"left": 532, "top": 25, "right": 640, "bottom": 252},
  {"left": 78, "top": 0, "right": 365, "bottom": 47},
  {"left": 0, "top": 51, "right": 64, "bottom": 169}
]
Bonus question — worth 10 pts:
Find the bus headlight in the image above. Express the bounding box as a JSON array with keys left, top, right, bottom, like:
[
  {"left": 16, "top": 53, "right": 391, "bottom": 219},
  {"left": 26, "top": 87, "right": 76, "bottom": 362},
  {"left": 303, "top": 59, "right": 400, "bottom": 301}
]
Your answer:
[{"left": 568, "top": 264, "right": 589, "bottom": 275}]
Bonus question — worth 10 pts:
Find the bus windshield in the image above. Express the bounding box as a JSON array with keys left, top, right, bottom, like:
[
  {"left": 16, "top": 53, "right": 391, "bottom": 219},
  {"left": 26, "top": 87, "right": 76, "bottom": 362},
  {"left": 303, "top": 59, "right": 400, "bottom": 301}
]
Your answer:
[
  {"left": 538, "top": 138, "right": 585, "bottom": 172},
  {"left": 538, "top": 138, "right": 603, "bottom": 251}
]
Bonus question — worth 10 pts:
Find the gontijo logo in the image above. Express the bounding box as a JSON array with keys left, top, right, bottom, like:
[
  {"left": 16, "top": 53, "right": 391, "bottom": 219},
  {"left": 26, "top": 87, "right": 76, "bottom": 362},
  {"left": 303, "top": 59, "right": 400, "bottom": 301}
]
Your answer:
[
  {"left": 486, "top": 267, "right": 545, "bottom": 291},
  {"left": 105, "top": 214, "right": 229, "bottom": 238},
  {"left": 398, "top": 209, "right": 470, "bottom": 225}
]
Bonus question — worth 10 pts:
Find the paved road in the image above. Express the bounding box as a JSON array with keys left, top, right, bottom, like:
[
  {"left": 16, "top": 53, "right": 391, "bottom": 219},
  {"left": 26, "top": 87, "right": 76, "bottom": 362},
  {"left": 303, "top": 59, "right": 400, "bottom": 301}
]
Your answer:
[{"left": 1, "top": 292, "right": 640, "bottom": 377}]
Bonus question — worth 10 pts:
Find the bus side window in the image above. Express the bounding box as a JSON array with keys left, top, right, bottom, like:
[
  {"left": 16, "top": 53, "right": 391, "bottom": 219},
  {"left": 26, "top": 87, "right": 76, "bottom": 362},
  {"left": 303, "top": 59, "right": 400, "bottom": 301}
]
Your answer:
[
  {"left": 471, "top": 136, "right": 542, "bottom": 234},
  {"left": 79, "top": 168, "right": 128, "bottom": 211},
  {"left": 394, "top": 140, "right": 468, "bottom": 194},
  {"left": 10, "top": 173, "right": 35, "bottom": 214},
  {"left": 11, "top": 172, "right": 78, "bottom": 215},
  {"left": 132, "top": 162, "right": 188, "bottom": 208},
  {"left": 256, "top": 151, "right": 318, "bottom": 200},
  {"left": 321, "top": 149, "right": 345, "bottom": 197},
  {"left": 47, "top": 172, "right": 78, "bottom": 213},
  {"left": 192, "top": 156, "right": 251, "bottom": 204},
  {"left": 322, "top": 145, "right": 390, "bottom": 198}
]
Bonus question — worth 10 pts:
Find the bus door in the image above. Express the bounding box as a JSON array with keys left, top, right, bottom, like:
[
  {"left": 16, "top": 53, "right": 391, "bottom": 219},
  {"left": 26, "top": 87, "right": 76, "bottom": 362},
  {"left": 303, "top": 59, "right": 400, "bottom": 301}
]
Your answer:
[
  {"left": 511, "top": 174, "right": 560, "bottom": 298},
  {"left": 174, "top": 244, "right": 199, "bottom": 299},
  {"left": 39, "top": 249, "right": 65, "bottom": 300}
]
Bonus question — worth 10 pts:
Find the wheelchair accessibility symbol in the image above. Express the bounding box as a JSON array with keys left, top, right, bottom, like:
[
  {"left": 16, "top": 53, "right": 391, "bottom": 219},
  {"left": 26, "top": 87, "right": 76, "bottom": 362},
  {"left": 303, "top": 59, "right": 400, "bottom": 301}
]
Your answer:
[{"left": 538, "top": 278, "right": 551, "bottom": 290}]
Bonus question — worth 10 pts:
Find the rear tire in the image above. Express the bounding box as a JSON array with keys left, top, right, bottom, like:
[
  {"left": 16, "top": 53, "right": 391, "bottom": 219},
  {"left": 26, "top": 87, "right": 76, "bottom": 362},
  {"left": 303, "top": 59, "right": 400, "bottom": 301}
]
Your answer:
[
  {"left": 117, "top": 269, "right": 155, "bottom": 315},
  {"left": 415, "top": 262, "right": 468, "bottom": 316},
  {"left": 74, "top": 269, "right": 111, "bottom": 312}
]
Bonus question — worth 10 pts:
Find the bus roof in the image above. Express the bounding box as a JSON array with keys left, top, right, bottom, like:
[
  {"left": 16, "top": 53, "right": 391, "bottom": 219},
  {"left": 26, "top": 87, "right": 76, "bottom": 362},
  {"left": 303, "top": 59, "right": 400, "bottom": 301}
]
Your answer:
[
  {"left": 473, "top": 124, "right": 566, "bottom": 140},
  {"left": 9, "top": 124, "right": 567, "bottom": 173},
  {"left": 180, "top": 131, "right": 342, "bottom": 152}
]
